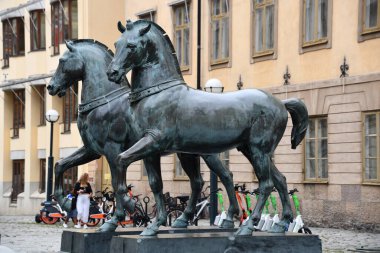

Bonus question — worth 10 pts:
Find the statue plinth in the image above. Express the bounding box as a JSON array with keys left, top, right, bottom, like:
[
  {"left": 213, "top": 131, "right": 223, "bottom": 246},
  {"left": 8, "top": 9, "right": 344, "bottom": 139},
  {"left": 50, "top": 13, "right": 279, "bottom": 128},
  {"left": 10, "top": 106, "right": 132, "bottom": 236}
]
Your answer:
[
  {"left": 111, "top": 232, "right": 321, "bottom": 253},
  {"left": 60, "top": 228, "right": 321, "bottom": 253}
]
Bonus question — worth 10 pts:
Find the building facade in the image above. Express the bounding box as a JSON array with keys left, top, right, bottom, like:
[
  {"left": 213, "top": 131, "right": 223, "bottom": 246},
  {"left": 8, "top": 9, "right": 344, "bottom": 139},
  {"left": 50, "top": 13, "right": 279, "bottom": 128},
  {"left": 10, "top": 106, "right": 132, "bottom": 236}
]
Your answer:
[{"left": 0, "top": 0, "right": 379, "bottom": 231}]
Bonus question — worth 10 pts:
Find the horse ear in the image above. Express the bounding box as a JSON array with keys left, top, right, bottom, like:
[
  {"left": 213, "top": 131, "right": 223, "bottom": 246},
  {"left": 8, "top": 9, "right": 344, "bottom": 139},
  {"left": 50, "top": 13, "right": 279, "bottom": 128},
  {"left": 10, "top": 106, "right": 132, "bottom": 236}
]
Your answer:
[
  {"left": 65, "top": 40, "right": 76, "bottom": 52},
  {"left": 139, "top": 24, "right": 151, "bottom": 36},
  {"left": 117, "top": 21, "right": 126, "bottom": 33}
]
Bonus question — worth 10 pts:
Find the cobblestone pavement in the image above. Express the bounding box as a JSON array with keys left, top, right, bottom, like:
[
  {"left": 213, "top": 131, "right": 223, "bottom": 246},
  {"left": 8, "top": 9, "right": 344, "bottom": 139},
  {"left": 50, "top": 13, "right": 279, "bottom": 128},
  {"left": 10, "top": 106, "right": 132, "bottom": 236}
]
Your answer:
[{"left": 0, "top": 216, "right": 379, "bottom": 253}]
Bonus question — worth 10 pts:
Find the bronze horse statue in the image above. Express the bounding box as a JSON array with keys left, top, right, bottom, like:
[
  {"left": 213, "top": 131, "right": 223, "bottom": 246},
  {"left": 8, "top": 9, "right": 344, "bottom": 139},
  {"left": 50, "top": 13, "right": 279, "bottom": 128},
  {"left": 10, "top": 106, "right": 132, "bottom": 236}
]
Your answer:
[
  {"left": 47, "top": 39, "right": 239, "bottom": 235},
  {"left": 107, "top": 20, "right": 309, "bottom": 235}
]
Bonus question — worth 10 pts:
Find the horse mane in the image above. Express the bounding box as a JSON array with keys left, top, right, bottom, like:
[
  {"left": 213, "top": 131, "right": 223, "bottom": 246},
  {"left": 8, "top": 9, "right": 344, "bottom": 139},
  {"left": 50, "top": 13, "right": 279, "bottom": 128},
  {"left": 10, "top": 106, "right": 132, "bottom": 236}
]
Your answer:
[
  {"left": 131, "top": 20, "right": 182, "bottom": 75},
  {"left": 71, "top": 39, "right": 115, "bottom": 57},
  {"left": 71, "top": 39, "right": 131, "bottom": 88}
]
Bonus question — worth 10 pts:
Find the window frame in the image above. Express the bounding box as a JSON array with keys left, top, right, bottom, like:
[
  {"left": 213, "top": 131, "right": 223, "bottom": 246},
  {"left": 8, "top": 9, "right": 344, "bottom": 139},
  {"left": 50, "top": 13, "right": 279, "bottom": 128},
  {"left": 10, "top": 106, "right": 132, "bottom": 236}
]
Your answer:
[
  {"left": 62, "top": 83, "right": 78, "bottom": 133},
  {"left": 137, "top": 10, "right": 157, "bottom": 22},
  {"left": 12, "top": 89, "right": 25, "bottom": 138},
  {"left": 2, "top": 17, "right": 25, "bottom": 67},
  {"left": 174, "top": 154, "right": 189, "bottom": 180},
  {"left": 362, "top": 111, "right": 380, "bottom": 184},
  {"left": 358, "top": 0, "right": 380, "bottom": 42},
  {"left": 299, "top": 0, "right": 332, "bottom": 54},
  {"left": 30, "top": 9, "right": 46, "bottom": 51},
  {"left": 62, "top": 166, "right": 77, "bottom": 194},
  {"left": 11, "top": 159, "right": 25, "bottom": 203},
  {"left": 209, "top": 0, "right": 232, "bottom": 69},
  {"left": 39, "top": 159, "right": 46, "bottom": 193},
  {"left": 172, "top": 1, "right": 192, "bottom": 73},
  {"left": 35, "top": 85, "right": 46, "bottom": 126},
  {"left": 51, "top": 0, "right": 78, "bottom": 56},
  {"left": 303, "top": 116, "right": 329, "bottom": 183},
  {"left": 251, "top": 0, "right": 278, "bottom": 62}
]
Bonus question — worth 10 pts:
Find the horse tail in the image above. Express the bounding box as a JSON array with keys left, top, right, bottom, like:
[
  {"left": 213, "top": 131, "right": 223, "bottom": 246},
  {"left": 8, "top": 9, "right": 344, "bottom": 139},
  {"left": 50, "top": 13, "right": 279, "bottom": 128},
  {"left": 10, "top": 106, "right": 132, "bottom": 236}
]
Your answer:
[{"left": 282, "top": 98, "right": 309, "bottom": 149}]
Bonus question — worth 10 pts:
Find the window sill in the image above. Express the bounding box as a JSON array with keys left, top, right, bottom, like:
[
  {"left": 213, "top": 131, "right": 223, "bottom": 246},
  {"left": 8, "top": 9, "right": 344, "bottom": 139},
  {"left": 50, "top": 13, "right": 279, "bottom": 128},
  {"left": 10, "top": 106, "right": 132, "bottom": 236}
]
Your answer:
[
  {"left": 303, "top": 180, "right": 328, "bottom": 184},
  {"left": 362, "top": 182, "right": 380, "bottom": 186},
  {"left": 37, "top": 124, "right": 46, "bottom": 127},
  {"left": 173, "top": 177, "right": 189, "bottom": 181},
  {"left": 61, "top": 131, "right": 71, "bottom": 135},
  {"left": 358, "top": 29, "right": 380, "bottom": 42},
  {"left": 251, "top": 50, "right": 276, "bottom": 63},
  {"left": 29, "top": 48, "right": 46, "bottom": 53},
  {"left": 210, "top": 59, "right": 230, "bottom": 70},
  {"left": 300, "top": 39, "right": 330, "bottom": 54},
  {"left": 2, "top": 65, "right": 9, "bottom": 69}
]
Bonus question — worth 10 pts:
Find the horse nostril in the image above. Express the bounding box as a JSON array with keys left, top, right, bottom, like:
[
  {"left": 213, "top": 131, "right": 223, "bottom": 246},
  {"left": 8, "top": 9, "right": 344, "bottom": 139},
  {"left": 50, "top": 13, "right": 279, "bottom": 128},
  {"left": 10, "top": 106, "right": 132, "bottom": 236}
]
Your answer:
[{"left": 47, "top": 85, "right": 52, "bottom": 90}]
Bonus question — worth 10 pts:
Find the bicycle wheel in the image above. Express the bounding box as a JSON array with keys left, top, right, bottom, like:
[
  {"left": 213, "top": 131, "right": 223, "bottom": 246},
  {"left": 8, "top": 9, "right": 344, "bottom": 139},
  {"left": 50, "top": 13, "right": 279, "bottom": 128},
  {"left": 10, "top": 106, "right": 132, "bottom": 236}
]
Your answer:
[
  {"left": 298, "top": 226, "right": 312, "bottom": 234},
  {"left": 167, "top": 209, "right": 184, "bottom": 227},
  {"left": 132, "top": 206, "right": 148, "bottom": 227}
]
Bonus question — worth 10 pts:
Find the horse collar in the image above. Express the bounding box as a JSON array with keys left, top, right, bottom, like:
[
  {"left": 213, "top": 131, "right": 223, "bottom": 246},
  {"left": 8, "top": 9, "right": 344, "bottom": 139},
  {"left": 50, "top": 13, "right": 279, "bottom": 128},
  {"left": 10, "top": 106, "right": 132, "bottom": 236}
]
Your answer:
[
  {"left": 129, "top": 79, "right": 186, "bottom": 103},
  {"left": 78, "top": 86, "right": 130, "bottom": 114}
]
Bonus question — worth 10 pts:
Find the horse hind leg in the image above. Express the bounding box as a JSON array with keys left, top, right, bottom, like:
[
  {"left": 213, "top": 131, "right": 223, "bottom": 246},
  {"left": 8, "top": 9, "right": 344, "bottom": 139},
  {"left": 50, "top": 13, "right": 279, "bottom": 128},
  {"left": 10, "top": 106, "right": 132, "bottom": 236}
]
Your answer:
[
  {"left": 171, "top": 153, "right": 204, "bottom": 228},
  {"left": 203, "top": 154, "right": 238, "bottom": 229},
  {"left": 268, "top": 162, "right": 293, "bottom": 233},
  {"left": 235, "top": 147, "right": 274, "bottom": 236}
]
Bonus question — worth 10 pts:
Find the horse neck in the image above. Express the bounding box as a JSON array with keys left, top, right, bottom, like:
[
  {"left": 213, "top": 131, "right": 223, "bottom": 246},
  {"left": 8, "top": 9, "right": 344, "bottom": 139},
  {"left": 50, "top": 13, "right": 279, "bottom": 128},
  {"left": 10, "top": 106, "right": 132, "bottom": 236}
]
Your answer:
[
  {"left": 81, "top": 55, "right": 121, "bottom": 102},
  {"left": 131, "top": 39, "right": 183, "bottom": 90}
]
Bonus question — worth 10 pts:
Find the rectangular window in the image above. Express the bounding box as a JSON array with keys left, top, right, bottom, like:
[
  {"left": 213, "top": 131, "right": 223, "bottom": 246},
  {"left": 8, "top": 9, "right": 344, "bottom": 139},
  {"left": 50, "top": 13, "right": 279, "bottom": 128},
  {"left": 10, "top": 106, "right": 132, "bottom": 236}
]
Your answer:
[
  {"left": 2, "top": 18, "right": 25, "bottom": 67},
  {"left": 173, "top": 3, "right": 191, "bottom": 71},
  {"left": 301, "top": 0, "right": 331, "bottom": 52},
  {"left": 11, "top": 160, "right": 25, "bottom": 203},
  {"left": 138, "top": 11, "right": 156, "bottom": 22},
  {"left": 142, "top": 163, "right": 148, "bottom": 179},
  {"left": 62, "top": 83, "right": 78, "bottom": 133},
  {"left": 30, "top": 10, "right": 46, "bottom": 51},
  {"left": 305, "top": 117, "right": 328, "bottom": 182},
  {"left": 363, "top": 0, "right": 380, "bottom": 33},
  {"left": 210, "top": 0, "right": 230, "bottom": 65},
  {"left": 363, "top": 112, "right": 380, "bottom": 183},
  {"left": 39, "top": 159, "right": 46, "bottom": 193},
  {"left": 13, "top": 89, "right": 25, "bottom": 138},
  {"left": 174, "top": 154, "right": 188, "bottom": 180},
  {"left": 62, "top": 166, "right": 77, "bottom": 194},
  {"left": 220, "top": 151, "right": 229, "bottom": 170},
  {"left": 35, "top": 86, "right": 46, "bottom": 126},
  {"left": 252, "top": 0, "right": 276, "bottom": 59},
  {"left": 51, "top": 0, "right": 78, "bottom": 55}
]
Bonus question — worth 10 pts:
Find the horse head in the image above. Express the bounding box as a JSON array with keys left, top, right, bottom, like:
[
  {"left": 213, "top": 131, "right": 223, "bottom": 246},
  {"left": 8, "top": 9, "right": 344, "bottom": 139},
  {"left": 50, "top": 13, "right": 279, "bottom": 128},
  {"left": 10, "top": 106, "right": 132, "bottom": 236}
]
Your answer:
[
  {"left": 47, "top": 40, "right": 84, "bottom": 97},
  {"left": 107, "top": 20, "right": 153, "bottom": 83}
]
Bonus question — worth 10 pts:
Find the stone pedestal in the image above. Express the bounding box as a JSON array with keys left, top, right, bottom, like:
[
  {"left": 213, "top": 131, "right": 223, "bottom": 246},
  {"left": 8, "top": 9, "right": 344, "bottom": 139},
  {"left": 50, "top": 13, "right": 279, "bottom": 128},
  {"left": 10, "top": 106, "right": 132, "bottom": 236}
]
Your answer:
[
  {"left": 60, "top": 226, "right": 237, "bottom": 253},
  {"left": 110, "top": 232, "right": 322, "bottom": 253}
]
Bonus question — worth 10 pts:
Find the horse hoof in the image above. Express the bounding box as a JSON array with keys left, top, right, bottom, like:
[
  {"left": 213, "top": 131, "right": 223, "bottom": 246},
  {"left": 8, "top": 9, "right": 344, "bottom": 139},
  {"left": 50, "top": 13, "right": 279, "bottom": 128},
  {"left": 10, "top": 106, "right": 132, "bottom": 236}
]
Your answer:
[
  {"left": 219, "top": 219, "right": 234, "bottom": 229},
  {"left": 97, "top": 220, "right": 118, "bottom": 232},
  {"left": 171, "top": 218, "right": 188, "bottom": 228},
  {"left": 235, "top": 225, "right": 253, "bottom": 236},
  {"left": 140, "top": 224, "right": 159, "bottom": 236},
  {"left": 268, "top": 221, "right": 287, "bottom": 233}
]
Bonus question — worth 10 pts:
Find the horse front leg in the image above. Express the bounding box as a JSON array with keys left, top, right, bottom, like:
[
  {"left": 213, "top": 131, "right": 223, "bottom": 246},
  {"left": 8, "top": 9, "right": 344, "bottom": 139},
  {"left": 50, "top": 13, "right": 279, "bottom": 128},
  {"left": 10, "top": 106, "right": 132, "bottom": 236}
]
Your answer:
[
  {"left": 54, "top": 146, "right": 100, "bottom": 209},
  {"left": 98, "top": 155, "right": 135, "bottom": 232},
  {"left": 117, "top": 133, "right": 161, "bottom": 169},
  {"left": 202, "top": 154, "right": 238, "bottom": 229},
  {"left": 140, "top": 155, "right": 165, "bottom": 236},
  {"left": 171, "top": 153, "right": 204, "bottom": 228}
]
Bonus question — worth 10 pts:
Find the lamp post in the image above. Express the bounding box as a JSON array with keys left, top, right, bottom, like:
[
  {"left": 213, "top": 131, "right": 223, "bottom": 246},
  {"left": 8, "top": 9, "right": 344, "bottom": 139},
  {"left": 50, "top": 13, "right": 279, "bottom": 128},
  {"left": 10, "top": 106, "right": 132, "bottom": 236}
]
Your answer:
[
  {"left": 204, "top": 78, "right": 224, "bottom": 225},
  {"left": 45, "top": 109, "right": 59, "bottom": 202}
]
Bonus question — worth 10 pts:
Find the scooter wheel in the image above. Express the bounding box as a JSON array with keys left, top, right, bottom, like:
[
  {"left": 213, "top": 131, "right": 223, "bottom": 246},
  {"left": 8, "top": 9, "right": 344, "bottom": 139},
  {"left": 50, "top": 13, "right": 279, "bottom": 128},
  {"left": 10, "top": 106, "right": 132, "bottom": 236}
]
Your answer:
[
  {"left": 298, "top": 226, "right": 312, "bottom": 234},
  {"left": 35, "top": 214, "right": 42, "bottom": 223}
]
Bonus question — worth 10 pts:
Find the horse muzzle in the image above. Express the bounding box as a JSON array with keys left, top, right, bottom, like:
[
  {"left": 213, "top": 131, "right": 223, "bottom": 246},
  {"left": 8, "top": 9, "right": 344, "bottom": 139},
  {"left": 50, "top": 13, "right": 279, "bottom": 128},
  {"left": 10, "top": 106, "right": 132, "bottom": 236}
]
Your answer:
[{"left": 107, "top": 67, "right": 125, "bottom": 84}]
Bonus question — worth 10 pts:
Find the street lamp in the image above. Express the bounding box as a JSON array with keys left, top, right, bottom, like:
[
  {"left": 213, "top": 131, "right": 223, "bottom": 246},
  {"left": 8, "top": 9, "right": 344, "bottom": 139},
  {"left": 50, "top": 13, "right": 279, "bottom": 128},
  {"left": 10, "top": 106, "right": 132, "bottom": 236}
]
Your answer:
[
  {"left": 204, "top": 78, "right": 224, "bottom": 225},
  {"left": 45, "top": 109, "right": 59, "bottom": 202}
]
